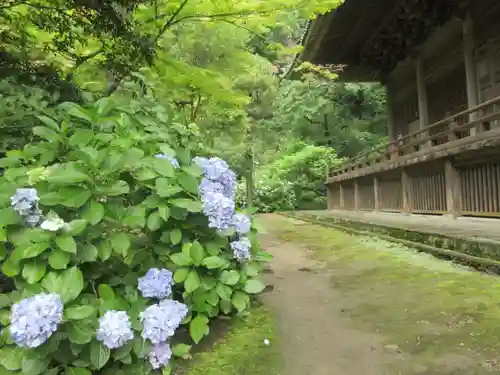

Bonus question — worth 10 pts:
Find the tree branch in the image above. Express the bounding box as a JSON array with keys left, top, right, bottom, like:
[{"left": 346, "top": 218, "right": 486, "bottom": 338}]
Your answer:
[{"left": 154, "top": 0, "right": 190, "bottom": 43}]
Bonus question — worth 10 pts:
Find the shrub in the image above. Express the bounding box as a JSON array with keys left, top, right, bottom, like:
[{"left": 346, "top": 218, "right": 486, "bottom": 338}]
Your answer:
[
  {"left": 0, "top": 98, "right": 270, "bottom": 375},
  {"left": 236, "top": 179, "right": 296, "bottom": 213}
]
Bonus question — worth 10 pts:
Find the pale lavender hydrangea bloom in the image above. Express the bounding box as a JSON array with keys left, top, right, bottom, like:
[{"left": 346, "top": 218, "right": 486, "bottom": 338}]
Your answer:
[
  {"left": 10, "top": 188, "right": 42, "bottom": 226},
  {"left": 232, "top": 213, "right": 251, "bottom": 235},
  {"left": 96, "top": 310, "right": 134, "bottom": 349},
  {"left": 230, "top": 237, "right": 252, "bottom": 262},
  {"left": 194, "top": 157, "right": 237, "bottom": 198},
  {"left": 149, "top": 342, "right": 173, "bottom": 369},
  {"left": 140, "top": 299, "right": 188, "bottom": 344},
  {"left": 202, "top": 192, "right": 235, "bottom": 231},
  {"left": 138, "top": 268, "right": 173, "bottom": 299},
  {"left": 199, "top": 177, "right": 225, "bottom": 196},
  {"left": 9, "top": 293, "right": 63, "bottom": 348},
  {"left": 156, "top": 153, "right": 180, "bottom": 169}
]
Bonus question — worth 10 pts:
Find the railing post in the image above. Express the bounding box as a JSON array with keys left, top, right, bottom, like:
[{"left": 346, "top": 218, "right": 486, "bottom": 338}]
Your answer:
[
  {"left": 354, "top": 180, "right": 360, "bottom": 211},
  {"left": 462, "top": 13, "right": 479, "bottom": 135},
  {"left": 373, "top": 176, "right": 380, "bottom": 211},
  {"left": 402, "top": 169, "right": 412, "bottom": 213},
  {"left": 339, "top": 183, "right": 345, "bottom": 209},
  {"left": 445, "top": 160, "right": 462, "bottom": 217}
]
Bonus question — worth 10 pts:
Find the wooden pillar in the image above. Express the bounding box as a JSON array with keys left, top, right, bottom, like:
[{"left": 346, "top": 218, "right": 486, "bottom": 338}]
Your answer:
[
  {"left": 339, "top": 183, "right": 345, "bottom": 209},
  {"left": 462, "top": 13, "right": 479, "bottom": 135},
  {"left": 374, "top": 176, "right": 380, "bottom": 211},
  {"left": 326, "top": 184, "right": 335, "bottom": 210},
  {"left": 402, "top": 169, "right": 412, "bottom": 213},
  {"left": 445, "top": 160, "right": 462, "bottom": 217},
  {"left": 415, "top": 58, "right": 432, "bottom": 148},
  {"left": 354, "top": 180, "right": 360, "bottom": 211},
  {"left": 386, "top": 84, "right": 396, "bottom": 141}
]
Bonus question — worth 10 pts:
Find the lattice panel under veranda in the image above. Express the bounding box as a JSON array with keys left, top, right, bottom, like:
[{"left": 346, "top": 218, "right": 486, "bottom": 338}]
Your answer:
[
  {"left": 379, "top": 179, "right": 403, "bottom": 212},
  {"left": 342, "top": 183, "right": 355, "bottom": 210},
  {"left": 460, "top": 162, "right": 500, "bottom": 216},
  {"left": 409, "top": 169, "right": 447, "bottom": 213},
  {"left": 327, "top": 184, "right": 341, "bottom": 209},
  {"left": 358, "top": 182, "right": 375, "bottom": 210}
]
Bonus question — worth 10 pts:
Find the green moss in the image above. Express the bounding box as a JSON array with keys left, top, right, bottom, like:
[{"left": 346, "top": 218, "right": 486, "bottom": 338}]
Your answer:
[
  {"left": 181, "top": 307, "right": 282, "bottom": 375},
  {"left": 263, "top": 214, "right": 500, "bottom": 374}
]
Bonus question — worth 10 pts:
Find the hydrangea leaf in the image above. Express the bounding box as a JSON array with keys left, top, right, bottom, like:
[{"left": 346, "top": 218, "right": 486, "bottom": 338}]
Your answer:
[
  {"left": 243, "top": 279, "right": 266, "bottom": 294},
  {"left": 231, "top": 291, "right": 250, "bottom": 313},
  {"left": 184, "top": 270, "right": 201, "bottom": 294},
  {"left": 189, "top": 314, "right": 209, "bottom": 344},
  {"left": 59, "top": 266, "right": 84, "bottom": 303},
  {"left": 220, "top": 270, "right": 240, "bottom": 286},
  {"left": 55, "top": 235, "right": 77, "bottom": 254},
  {"left": 89, "top": 340, "right": 110, "bottom": 370},
  {"left": 22, "top": 261, "right": 47, "bottom": 284},
  {"left": 65, "top": 305, "right": 96, "bottom": 320},
  {"left": 82, "top": 201, "right": 105, "bottom": 225}
]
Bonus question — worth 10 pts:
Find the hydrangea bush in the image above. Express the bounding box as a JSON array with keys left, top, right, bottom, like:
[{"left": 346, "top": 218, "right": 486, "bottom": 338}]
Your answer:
[{"left": 0, "top": 99, "right": 270, "bottom": 375}]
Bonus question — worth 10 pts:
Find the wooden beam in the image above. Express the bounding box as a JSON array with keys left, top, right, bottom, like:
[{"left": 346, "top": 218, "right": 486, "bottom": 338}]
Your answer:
[
  {"left": 462, "top": 12, "right": 478, "bottom": 135},
  {"left": 354, "top": 180, "right": 360, "bottom": 210},
  {"left": 339, "top": 183, "right": 345, "bottom": 209},
  {"left": 374, "top": 177, "right": 381, "bottom": 211},
  {"left": 444, "top": 160, "right": 462, "bottom": 217},
  {"left": 401, "top": 169, "right": 412, "bottom": 213}
]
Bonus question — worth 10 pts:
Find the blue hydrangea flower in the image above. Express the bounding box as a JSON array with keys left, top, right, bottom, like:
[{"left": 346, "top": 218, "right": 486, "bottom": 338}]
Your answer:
[
  {"left": 202, "top": 192, "right": 235, "bottom": 231},
  {"left": 96, "top": 310, "right": 134, "bottom": 349},
  {"left": 194, "top": 157, "right": 237, "bottom": 198},
  {"left": 149, "top": 342, "right": 172, "bottom": 369},
  {"left": 230, "top": 237, "right": 252, "bottom": 262},
  {"left": 9, "top": 293, "right": 63, "bottom": 348},
  {"left": 140, "top": 299, "right": 188, "bottom": 344},
  {"left": 156, "top": 153, "right": 180, "bottom": 169},
  {"left": 232, "top": 213, "right": 251, "bottom": 235},
  {"left": 138, "top": 268, "right": 173, "bottom": 299},
  {"left": 199, "top": 177, "right": 225, "bottom": 196},
  {"left": 10, "top": 188, "right": 42, "bottom": 226}
]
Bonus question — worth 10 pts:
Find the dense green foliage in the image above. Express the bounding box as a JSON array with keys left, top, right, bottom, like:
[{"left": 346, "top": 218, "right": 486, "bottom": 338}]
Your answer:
[{"left": 0, "top": 0, "right": 388, "bottom": 371}]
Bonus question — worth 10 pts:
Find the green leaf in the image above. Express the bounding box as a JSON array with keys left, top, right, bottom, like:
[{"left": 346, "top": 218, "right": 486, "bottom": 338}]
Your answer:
[
  {"left": 33, "top": 126, "right": 60, "bottom": 143},
  {"left": 170, "top": 229, "right": 182, "bottom": 245},
  {"left": 202, "top": 256, "right": 228, "bottom": 269},
  {"left": 22, "top": 261, "right": 47, "bottom": 284},
  {"left": 60, "top": 102, "right": 93, "bottom": 122},
  {"left": 98, "top": 284, "right": 115, "bottom": 309},
  {"left": 170, "top": 253, "right": 193, "bottom": 266},
  {"left": 178, "top": 172, "right": 199, "bottom": 194},
  {"left": 78, "top": 244, "right": 98, "bottom": 262},
  {"left": 36, "top": 115, "right": 59, "bottom": 131},
  {"left": 189, "top": 241, "right": 205, "bottom": 265},
  {"left": 123, "top": 207, "right": 146, "bottom": 228},
  {"left": 97, "top": 242, "right": 112, "bottom": 261},
  {"left": 69, "top": 320, "right": 94, "bottom": 344},
  {"left": 109, "top": 232, "right": 130, "bottom": 257},
  {"left": 48, "top": 165, "right": 90, "bottom": 184},
  {"left": 56, "top": 235, "right": 77, "bottom": 254},
  {"left": 244, "top": 279, "right": 266, "bottom": 294},
  {"left": 64, "top": 220, "right": 87, "bottom": 235},
  {"left": 244, "top": 262, "right": 260, "bottom": 277},
  {"left": 216, "top": 283, "right": 233, "bottom": 301},
  {"left": 184, "top": 270, "right": 201, "bottom": 294},
  {"left": 0, "top": 347, "right": 24, "bottom": 370},
  {"left": 60, "top": 267, "right": 84, "bottom": 302},
  {"left": 132, "top": 337, "right": 151, "bottom": 359},
  {"left": 113, "top": 341, "right": 133, "bottom": 360},
  {"left": 158, "top": 206, "right": 170, "bottom": 221},
  {"left": 172, "top": 343, "right": 191, "bottom": 357},
  {"left": 82, "top": 201, "right": 104, "bottom": 225},
  {"left": 66, "top": 367, "right": 92, "bottom": 375},
  {"left": 147, "top": 211, "right": 162, "bottom": 231},
  {"left": 189, "top": 314, "right": 209, "bottom": 344},
  {"left": 171, "top": 199, "right": 203, "bottom": 213},
  {"left": 65, "top": 305, "right": 96, "bottom": 320},
  {"left": 90, "top": 340, "right": 110, "bottom": 370},
  {"left": 220, "top": 270, "right": 240, "bottom": 286},
  {"left": 201, "top": 275, "right": 217, "bottom": 290},
  {"left": 231, "top": 291, "right": 249, "bottom": 313},
  {"left": 0, "top": 208, "right": 20, "bottom": 226},
  {"left": 21, "top": 356, "right": 49, "bottom": 375},
  {"left": 174, "top": 268, "right": 190, "bottom": 283},
  {"left": 21, "top": 242, "right": 50, "bottom": 259},
  {"left": 134, "top": 167, "right": 157, "bottom": 181},
  {"left": 153, "top": 159, "right": 175, "bottom": 177},
  {"left": 41, "top": 272, "right": 61, "bottom": 293},
  {"left": 59, "top": 187, "right": 91, "bottom": 208},
  {"left": 155, "top": 178, "right": 182, "bottom": 197},
  {"left": 69, "top": 129, "right": 94, "bottom": 147},
  {"left": 2, "top": 259, "right": 20, "bottom": 277},
  {"left": 101, "top": 180, "right": 129, "bottom": 196}
]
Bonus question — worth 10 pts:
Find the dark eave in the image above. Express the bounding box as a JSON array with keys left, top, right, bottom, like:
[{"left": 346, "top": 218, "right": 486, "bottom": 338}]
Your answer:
[{"left": 287, "top": 0, "right": 462, "bottom": 82}]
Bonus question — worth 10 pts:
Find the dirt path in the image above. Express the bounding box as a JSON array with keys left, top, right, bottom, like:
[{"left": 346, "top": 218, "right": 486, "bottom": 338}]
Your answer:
[
  {"left": 259, "top": 214, "right": 500, "bottom": 375},
  {"left": 261, "top": 235, "right": 390, "bottom": 375}
]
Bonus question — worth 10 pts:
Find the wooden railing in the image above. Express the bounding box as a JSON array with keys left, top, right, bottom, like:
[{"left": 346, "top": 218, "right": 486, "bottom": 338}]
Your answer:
[{"left": 329, "top": 96, "right": 500, "bottom": 178}]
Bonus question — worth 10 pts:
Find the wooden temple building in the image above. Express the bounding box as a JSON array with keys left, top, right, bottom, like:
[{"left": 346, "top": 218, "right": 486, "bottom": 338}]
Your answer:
[{"left": 299, "top": 0, "right": 500, "bottom": 218}]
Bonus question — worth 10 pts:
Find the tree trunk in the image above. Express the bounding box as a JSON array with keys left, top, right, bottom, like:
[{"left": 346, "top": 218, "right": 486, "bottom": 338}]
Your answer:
[{"left": 245, "top": 148, "right": 254, "bottom": 208}]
